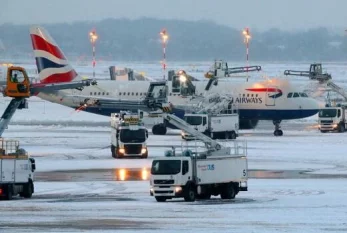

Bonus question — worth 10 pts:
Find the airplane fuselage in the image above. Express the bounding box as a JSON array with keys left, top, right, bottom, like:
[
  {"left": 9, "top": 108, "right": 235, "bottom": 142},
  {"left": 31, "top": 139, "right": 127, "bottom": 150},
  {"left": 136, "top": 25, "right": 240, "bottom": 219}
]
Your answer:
[{"left": 38, "top": 78, "right": 319, "bottom": 121}]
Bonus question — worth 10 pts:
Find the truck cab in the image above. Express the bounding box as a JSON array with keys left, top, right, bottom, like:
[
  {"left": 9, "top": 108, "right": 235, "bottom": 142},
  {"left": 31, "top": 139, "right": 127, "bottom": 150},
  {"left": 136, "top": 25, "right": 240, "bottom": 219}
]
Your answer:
[
  {"left": 111, "top": 112, "right": 149, "bottom": 158},
  {"left": 318, "top": 105, "right": 347, "bottom": 133}
]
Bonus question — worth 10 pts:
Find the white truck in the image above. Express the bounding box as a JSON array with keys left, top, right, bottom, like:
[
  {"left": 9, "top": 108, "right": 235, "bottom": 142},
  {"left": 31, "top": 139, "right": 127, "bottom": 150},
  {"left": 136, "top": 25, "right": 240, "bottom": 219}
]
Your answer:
[
  {"left": 182, "top": 112, "right": 239, "bottom": 140},
  {"left": 0, "top": 139, "right": 36, "bottom": 200},
  {"left": 110, "top": 112, "right": 149, "bottom": 158},
  {"left": 149, "top": 105, "right": 248, "bottom": 202},
  {"left": 318, "top": 104, "right": 347, "bottom": 133}
]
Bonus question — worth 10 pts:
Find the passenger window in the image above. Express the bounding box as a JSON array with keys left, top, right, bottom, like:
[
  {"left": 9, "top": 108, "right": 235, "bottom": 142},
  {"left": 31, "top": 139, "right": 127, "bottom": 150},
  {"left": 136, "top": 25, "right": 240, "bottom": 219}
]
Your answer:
[
  {"left": 132, "top": 92, "right": 134, "bottom": 95},
  {"left": 94, "top": 92, "right": 97, "bottom": 95},
  {"left": 90, "top": 92, "right": 93, "bottom": 95},
  {"left": 136, "top": 93, "right": 138, "bottom": 96},
  {"left": 287, "top": 93, "right": 293, "bottom": 98},
  {"left": 119, "top": 92, "right": 122, "bottom": 96},
  {"left": 128, "top": 92, "right": 130, "bottom": 95},
  {"left": 182, "top": 161, "right": 189, "bottom": 175},
  {"left": 98, "top": 92, "right": 101, "bottom": 95},
  {"left": 102, "top": 92, "right": 105, "bottom": 95},
  {"left": 293, "top": 93, "right": 299, "bottom": 98},
  {"left": 338, "top": 109, "right": 341, "bottom": 117}
]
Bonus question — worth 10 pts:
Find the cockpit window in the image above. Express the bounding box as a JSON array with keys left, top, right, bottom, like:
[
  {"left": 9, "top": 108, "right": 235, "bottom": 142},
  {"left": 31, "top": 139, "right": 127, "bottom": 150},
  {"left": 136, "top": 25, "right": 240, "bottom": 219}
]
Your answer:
[
  {"left": 293, "top": 93, "right": 299, "bottom": 98},
  {"left": 287, "top": 92, "right": 293, "bottom": 98},
  {"left": 299, "top": 93, "right": 308, "bottom": 97}
]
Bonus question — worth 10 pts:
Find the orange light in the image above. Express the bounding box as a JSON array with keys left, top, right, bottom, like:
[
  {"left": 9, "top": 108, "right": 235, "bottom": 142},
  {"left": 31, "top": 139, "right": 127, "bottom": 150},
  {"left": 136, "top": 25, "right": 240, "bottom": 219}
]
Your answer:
[
  {"left": 119, "top": 169, "right": 126, "bottom": 181},
  {"left": 242, "top": 28, "right": 251, "bottom": 42},
  {"left": 89, "top": 30, "right": 98, "bottom": 43},
  {"left": 160, "top": 29, "right": 169, "bottom": 43},
  {"left": 141, "top": 168, "right": 148, "bottom": 180}
]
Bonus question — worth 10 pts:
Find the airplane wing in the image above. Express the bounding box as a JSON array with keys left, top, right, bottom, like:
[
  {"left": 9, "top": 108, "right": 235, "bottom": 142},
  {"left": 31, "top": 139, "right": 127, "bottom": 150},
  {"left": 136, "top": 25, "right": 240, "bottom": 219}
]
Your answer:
[{"left": 64, "top": 94, "right": 151, "bottom": 111}]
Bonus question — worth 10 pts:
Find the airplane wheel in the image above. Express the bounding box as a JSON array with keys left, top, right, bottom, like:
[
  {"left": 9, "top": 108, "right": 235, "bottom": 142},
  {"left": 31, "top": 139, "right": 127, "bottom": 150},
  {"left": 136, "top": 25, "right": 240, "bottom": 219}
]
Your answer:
[
  {"left": 158, "top": 125, "right": 167, "bottom": 135},
  {"left": 274, "top": 130, "right": 283, "bottom": 136},
  {"left": 152, "top": 125, "right": 159, "bottom": 135}
]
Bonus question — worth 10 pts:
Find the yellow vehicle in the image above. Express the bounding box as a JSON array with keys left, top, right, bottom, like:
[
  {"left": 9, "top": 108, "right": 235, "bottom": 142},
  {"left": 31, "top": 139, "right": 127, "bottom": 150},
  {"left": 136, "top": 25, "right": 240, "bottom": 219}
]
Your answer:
[{"left": 4, "top": 66, "right": 30, "bottom": 98}]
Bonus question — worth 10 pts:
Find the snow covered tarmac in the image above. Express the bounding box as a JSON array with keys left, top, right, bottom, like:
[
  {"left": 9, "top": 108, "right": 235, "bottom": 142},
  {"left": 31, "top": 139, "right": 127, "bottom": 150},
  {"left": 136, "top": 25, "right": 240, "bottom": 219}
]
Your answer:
[{"left": 1, "top": 101, "right": 347, "bottom": 232}]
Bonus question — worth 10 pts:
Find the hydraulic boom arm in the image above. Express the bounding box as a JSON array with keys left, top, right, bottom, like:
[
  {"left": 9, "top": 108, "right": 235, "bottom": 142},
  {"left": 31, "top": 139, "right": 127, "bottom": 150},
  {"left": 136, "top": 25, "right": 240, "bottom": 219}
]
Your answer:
[{"left": 160, "top": 108, "right": 222, "bottom": 151}]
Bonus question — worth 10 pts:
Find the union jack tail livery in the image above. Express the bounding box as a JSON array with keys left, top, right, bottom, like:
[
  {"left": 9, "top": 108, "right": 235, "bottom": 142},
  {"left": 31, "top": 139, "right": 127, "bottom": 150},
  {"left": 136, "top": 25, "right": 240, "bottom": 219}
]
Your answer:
[{"left": 30, "top": 26, "right": 79, "bottom": 84}]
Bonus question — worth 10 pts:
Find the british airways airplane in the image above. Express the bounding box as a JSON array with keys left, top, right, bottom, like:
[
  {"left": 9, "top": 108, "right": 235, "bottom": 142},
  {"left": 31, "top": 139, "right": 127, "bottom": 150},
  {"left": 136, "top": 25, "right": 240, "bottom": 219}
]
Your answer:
[{"left": 29, "top": 26, "right": 319, "bottom": 136}]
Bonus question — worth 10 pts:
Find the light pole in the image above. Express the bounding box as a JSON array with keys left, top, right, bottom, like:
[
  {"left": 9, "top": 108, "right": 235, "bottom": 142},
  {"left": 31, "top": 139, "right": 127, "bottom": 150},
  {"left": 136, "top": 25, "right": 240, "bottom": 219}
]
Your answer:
[
  {"left": 242, "top": 27, "right": 251, "bottom": 81},
  {"left": 160, "top": 29, "right": 169, "bottom": 80},
  {"left": 89, "top": 29, "right": 98, "bottom": 78}
]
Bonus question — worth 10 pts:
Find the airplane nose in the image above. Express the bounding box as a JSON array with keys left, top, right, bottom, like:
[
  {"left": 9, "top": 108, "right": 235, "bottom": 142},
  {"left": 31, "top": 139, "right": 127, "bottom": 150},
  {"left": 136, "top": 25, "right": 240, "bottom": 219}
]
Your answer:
[
  {"left": 302, "top": 97, "right": 320, "bottom": 118},
  {"left": 309, "top": 97, "right": 320, "bottom": 112}
]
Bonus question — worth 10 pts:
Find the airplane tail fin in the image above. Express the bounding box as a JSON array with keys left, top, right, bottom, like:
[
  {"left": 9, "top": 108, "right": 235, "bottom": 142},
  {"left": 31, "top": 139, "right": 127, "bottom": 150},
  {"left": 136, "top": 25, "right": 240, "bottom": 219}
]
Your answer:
[{"left": 30, "top": 26, "right": 80, "bottom": 84}]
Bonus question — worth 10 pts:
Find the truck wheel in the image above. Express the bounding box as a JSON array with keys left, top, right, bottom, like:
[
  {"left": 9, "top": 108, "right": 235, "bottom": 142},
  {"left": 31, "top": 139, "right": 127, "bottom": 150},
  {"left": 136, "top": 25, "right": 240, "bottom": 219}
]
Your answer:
[
  {"left": 230, "top": 131, "right": 237, "bottom": 140},
  {"left": 23, "top": 181, "right": 33, "bottom": 198},
  {"left": 197, "top": 193, "right": 211, "bottom": 200},
  {"left": 221, "top": 183, "right": 235, "bottom": 199},
  {"left": 339, "top": 124, "right": 345, "bottom": 133},
  {"left": 155, "top": 196, "right": 167, "bottom": 202},
  {"left": 5, "top": 185, "right": 13, "bottom": 200},
  {"left": 111, "top": 145, "right": 116, "bottom": 158},
  {"left": 184, "top": 185, "right": 196, "bottom": 202}
]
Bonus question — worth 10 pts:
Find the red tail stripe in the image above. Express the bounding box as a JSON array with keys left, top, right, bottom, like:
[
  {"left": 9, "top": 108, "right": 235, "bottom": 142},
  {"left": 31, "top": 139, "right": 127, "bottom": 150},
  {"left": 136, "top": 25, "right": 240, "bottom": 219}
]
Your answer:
[
  {"left": 40, "top": 70, "right": 77, "bottom": 84},
  {"left": 31, "top": 34, "right": 66, "bottom": 60},
  {"left": 246, "top": 88, "right": 281, "bottom": 93}
]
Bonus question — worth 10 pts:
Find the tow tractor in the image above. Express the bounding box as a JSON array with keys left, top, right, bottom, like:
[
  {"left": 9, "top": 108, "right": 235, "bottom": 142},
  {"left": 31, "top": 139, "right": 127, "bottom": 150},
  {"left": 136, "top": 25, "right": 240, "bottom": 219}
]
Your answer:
[
  {"left": 0, "top": 66, "right": 95, "bottom": 200},
  {"left": 144, "top": 83, "right": 248, "bottom": 202},
  {"left": 110, "top": 111, "right": 149, "bottom": 158}
]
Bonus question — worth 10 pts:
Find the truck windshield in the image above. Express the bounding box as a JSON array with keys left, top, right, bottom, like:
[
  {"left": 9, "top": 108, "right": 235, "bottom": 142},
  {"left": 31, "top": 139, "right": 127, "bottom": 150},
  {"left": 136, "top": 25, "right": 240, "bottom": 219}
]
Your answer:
[
  {"left": 319, "top": 109, "right": 337, "bottom": 118},
  {"left": 151, "top": 160, "right": 181, "bottom": 175},
  {"left": 120, "top": 129, "right": 146, "bottom": 143},
  {"left": 184, "top": 116, "right": 202, "bottom": 125}
]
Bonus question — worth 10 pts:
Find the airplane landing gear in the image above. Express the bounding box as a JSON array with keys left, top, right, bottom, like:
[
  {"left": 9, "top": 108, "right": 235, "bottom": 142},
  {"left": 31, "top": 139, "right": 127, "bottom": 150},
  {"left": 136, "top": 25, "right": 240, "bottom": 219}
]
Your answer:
[
  {"left": 152, "top": 124, "right": 167, "bottom": 135},
  {"left": 273, "top": 120, "right": 283, "bottom": 136}
]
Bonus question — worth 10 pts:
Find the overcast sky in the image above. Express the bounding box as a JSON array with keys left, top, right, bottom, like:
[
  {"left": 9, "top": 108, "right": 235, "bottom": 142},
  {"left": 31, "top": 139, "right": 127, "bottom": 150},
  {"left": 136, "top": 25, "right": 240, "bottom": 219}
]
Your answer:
[{"left": 1, "top": 0, "right": 346, "bottom": 31}]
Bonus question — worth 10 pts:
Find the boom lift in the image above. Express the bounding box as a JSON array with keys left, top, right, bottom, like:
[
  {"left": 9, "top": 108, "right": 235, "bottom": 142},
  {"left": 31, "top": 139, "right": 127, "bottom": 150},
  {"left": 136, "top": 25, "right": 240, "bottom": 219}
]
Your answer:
[
  {"left": 284, "top": 63, "right": 332, "bottom": 83},
  {"left": 0, "top": 66, "right": 96, "bottom": 136},
  {"left": 204, "top": 60, "right": 261, "bottom": 79}
]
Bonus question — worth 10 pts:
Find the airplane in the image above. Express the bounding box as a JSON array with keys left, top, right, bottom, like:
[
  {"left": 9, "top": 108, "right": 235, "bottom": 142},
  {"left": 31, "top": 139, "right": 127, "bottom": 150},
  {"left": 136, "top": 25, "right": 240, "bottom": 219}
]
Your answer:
[{"left": 28, "top": 26, "right": 319, "bottom": 136}]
